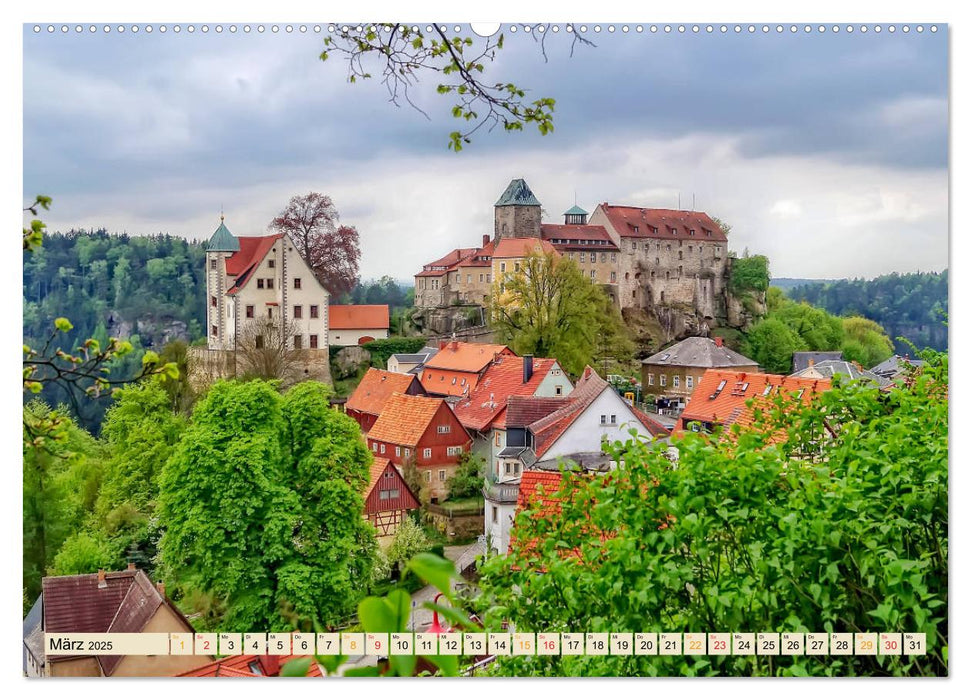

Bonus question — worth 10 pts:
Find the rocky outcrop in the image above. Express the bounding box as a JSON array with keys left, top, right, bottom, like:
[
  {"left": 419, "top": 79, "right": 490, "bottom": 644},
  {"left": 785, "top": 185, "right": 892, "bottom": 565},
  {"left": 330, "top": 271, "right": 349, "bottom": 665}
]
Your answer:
[
  {"left": 106, "top": 311, "right": 190, "bottom": 348},
  {"left": 410, "top": 305, "right": 484, "bottom": 337},
  {"left": 332, "top": 345, "right": 371, "bottom": 380}
]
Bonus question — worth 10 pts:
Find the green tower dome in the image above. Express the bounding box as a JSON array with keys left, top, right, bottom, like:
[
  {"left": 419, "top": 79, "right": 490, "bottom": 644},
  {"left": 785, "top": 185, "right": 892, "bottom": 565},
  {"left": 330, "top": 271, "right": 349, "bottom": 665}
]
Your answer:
[{"left": 206, "top": 216, "right": 239, "bottom": 252}]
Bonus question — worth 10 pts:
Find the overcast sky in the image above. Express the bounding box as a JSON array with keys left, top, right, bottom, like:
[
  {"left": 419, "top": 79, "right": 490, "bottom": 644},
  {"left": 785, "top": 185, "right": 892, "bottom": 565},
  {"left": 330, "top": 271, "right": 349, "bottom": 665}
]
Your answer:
[{"left": 23, "top": 24, "right": 948, "bottom": 281}]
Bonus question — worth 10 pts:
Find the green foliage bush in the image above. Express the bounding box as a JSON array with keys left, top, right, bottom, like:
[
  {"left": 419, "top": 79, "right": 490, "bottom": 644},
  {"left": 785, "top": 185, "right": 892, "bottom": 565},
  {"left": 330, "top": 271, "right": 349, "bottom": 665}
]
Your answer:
[
  {"left": 477, "top": 350, "right": 948, "bottom": 676},
  {"left": 362, "top": 337, "right": 428, "bottom": 369},
  {"left": 730, "top": 254, "right": 770, "bottom": 294}
]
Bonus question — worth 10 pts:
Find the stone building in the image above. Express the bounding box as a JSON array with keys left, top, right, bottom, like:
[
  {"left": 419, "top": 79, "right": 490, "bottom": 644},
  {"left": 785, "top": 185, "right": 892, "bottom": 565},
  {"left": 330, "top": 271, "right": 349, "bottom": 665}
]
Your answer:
[
  {"left": 188, "top": 216, "right": 332, "bottom": 388},
  {"left": 414, "top": 179, "right": 731, "bottom": 335},
  {"left": 641, "top": 336, "right": 759, "bottom": 409}
]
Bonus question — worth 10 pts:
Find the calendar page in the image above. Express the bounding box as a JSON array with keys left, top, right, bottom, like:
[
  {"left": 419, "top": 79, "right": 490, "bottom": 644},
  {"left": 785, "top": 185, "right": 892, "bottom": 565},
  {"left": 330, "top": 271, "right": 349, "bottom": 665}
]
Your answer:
[{"left": 20, "top": 3, "right": 949, "bottom": 684}]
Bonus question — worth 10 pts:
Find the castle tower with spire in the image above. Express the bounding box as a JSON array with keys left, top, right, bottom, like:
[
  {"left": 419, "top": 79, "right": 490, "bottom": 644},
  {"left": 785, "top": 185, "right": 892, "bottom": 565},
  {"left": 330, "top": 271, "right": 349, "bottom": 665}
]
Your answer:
[
  {"left": 205, "top": 214, "right": 239, "bottom": 350},
  {"left": 493, "top": 178, "right": 542, "bottom": 241}
]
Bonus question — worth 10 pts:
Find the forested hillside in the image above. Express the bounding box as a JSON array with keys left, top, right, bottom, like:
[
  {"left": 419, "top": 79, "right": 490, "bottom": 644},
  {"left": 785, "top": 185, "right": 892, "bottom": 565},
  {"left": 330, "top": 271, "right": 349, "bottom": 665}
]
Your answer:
[{"left": 787, "top": 270, "right": 948, "bottom": 353}]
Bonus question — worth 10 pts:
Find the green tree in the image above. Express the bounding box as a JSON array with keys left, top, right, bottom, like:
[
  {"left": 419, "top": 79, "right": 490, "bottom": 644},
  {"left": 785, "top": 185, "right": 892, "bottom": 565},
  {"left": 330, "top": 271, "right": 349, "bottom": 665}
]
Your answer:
[
  {"left": 730, "top": 253, "right": 770, "bottom": 294},
  {"left": 476, "top": 349, "right": 948, "bottom": 676},
  {"left": 445, "top": 452, "right": 485, "bottom": 501},
  {"left": 743, "top": 317, "right": 805, "bottom": 373},
  {"left": 491, "top": 252, "right": 619, "bottom": 376},
  {"left": 842, "top": 316, "right": 894, "bottom": 368},
  {"left": 773, "top": 301, "right": 845, "bottom": 351},
  {"left": 50, "top": 531, "right": 119, "bottom": 576},
  {"left": 387, "top": 518, "right": 432, "bottom": 573}
]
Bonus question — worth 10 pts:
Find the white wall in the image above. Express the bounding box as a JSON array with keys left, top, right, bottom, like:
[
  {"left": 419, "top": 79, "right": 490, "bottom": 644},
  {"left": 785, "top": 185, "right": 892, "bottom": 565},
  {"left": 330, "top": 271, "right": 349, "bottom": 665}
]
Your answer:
[
  {"left": 533, "top": 362, "right": 573, "bottom": 398},
  {"left": 484, "top": 500, "right": 517, "bottom": 556},
  {"left": 331, "top": 328, "right": 389, "bottom": 346},
  {"left": 543, "top": 387, "right": 653, "bottom": 459}
]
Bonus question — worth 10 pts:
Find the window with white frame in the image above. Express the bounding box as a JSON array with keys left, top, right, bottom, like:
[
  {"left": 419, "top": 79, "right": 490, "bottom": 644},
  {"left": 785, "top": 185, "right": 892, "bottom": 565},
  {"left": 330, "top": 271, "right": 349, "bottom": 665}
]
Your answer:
[
  {"left": 437, "top": 425, "right": 451, "bottom": 434},
  {"left": 648, "top": 373, "right": 654, "bottom": 386},
  {"left": 673, "top": 376, "right": 680, "bottom": 388},
  {"left": 423, "top": 448, "right": 432, "bottom": 459},
  {"left": 395, "top": 446, "right": 401, "bottom": 457},
  {"left": 447, "top": 446, "right": 463, "bottom": 456},
  {"left": 438, "top": 469, "right": 446, "bottom": 481},
  {"left": 660, "top": 375, "right": 667, "bottom": 387},
  {"left": 424, "top": 471, "right": 431, "bottom": 482},
  {"left": 686, "top": 376, "right": 694, "bottom": 390}
]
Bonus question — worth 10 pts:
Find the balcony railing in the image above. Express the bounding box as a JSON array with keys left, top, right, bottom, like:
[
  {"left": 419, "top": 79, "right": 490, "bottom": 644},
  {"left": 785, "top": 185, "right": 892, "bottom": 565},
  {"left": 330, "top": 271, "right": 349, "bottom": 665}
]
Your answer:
[{"left": 482, "top": 480, "right": 521, "bottom": 504}]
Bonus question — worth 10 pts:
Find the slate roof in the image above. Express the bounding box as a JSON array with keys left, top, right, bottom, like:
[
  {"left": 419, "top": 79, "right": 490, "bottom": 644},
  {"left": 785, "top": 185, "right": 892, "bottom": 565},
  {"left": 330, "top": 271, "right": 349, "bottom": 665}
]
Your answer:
[
  {"left": 206, "top": 218, "right": 240, "bottom": 252},
  {"left": 368, "top": 393, "right": 461, "bottom": 447},
  {"left": 792, "top": 351, "right": 844, "bottom": 373},
  {"left": 180, "top": 655, "right": 323, "bottom": 677},
  {"left": 346, "top": 368, "right": 419, "bottom": 416},
  {"left": 643, "top": 336, "right": 758, "bottom": 369},
  {"left": 328, "top": 304, "right": 390, "bottom": 330},
  {"left": 23, "top": 594, "right": 43, "bottom": 673},
  {"left": 598, "top": 204, "right": 728, "bottom": 242},
  {"left": 495, "top": 178, "right": 542, "bottom": 207},
  {"left": 791, "top": 360, "right": 892, "bottom": 388},
  {"left": 871, "top": 354, "right": 926, "bottom": 379},
  {"left": 452, "top": 355, "right": 561, "bottom": 432}
]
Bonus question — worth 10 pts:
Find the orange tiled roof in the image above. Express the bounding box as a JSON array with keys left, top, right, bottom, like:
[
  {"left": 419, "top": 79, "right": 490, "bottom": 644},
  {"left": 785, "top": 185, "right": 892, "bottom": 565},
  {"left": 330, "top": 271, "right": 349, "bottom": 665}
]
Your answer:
[
  {"left": 422, "top": 342, "right": 512, "bottom": 373},
  {"left": 328, "top": 304, "right": 390, "bottom": 330},
  {"left": 453, "top": 356, "right": 559, "bottom": 432},
  {"left": 179, "top": 655, "right": 322, "bottom": 677},
  {"left": 678, "top": 369, "right": 830, "bottom": 439},
  {"left": 492, "top": 237, "right": 558, "bottom": 259},
  {"left": 598, "top": 204, "right": 728, "bottom": 242},
  {"left": 415, "top": 247, "right": 479, "bottom": 277},
  {"left": 225, "top": 234, "right": 283, "bottom": 293},
  {"left": 368, "top": 393, "right": 460, "bottom": 447},
  {"left": 346, "top": 368, "right": 418, "bottom": 416},
  {"left": 366, "top": 457, "right": 393, "bottom": 498}
]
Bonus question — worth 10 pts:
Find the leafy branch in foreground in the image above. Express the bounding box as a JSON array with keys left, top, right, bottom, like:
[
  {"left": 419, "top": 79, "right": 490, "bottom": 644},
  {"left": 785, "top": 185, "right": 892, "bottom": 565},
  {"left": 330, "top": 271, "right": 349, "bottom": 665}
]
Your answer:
[
  {"left": 22, "top": 196, "right": 178, "bottom": 445},
  {"left": 320, "top": 24, "right": 591, "bottom": 151}
]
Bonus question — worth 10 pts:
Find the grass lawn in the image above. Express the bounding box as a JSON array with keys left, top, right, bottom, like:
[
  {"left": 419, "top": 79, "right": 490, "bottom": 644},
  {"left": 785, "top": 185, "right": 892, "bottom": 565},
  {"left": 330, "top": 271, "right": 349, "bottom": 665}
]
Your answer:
[{"left": 437, "top": 496, "right": 484, "bottom": 512}]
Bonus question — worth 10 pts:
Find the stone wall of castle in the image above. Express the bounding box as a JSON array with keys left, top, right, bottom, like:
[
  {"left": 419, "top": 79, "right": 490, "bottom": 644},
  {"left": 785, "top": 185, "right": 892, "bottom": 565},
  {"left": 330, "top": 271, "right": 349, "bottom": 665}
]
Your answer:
[{"left": 494, "top": 205, "right": 541, "bottom": 240}]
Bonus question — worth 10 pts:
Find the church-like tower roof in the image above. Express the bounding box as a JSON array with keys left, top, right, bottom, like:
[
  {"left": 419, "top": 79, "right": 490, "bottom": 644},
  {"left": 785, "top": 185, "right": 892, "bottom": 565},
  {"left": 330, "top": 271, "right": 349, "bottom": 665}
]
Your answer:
[
  {"left": 206, "top": 217, "right": 240, "bottom": 252},
  {"left": 495, "top": 178, "right": 542, "bottom": 207},
  {"left": 564, "top": 205, "right": 588, "bottom": 216}
]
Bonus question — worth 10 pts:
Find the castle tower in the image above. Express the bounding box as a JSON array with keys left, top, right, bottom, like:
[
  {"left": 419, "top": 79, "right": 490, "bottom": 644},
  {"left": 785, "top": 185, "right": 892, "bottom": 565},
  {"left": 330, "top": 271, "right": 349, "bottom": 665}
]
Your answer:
[
  {"left": 494, "top": 178, "right": 542, "bottom": 240},
  {"left": 563, "top": 205, "right": 588, "bottom": 225},
  {"left": 205, "top": 215, "right": 239, "bottom": 350}
]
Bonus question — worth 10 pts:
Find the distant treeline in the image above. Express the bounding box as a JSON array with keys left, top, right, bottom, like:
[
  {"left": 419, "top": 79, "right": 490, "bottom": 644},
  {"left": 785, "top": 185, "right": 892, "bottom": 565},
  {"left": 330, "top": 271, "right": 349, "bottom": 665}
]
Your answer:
[{"left": 786, "top": 270, "right": 948, "bottom": 353}]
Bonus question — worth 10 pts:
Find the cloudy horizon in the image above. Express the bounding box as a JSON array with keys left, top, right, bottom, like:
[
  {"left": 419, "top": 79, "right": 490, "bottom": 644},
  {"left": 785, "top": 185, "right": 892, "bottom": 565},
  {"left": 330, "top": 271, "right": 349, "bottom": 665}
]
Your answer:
[{"left": 23, "top": 24, "right": 948, "bottom": 282}]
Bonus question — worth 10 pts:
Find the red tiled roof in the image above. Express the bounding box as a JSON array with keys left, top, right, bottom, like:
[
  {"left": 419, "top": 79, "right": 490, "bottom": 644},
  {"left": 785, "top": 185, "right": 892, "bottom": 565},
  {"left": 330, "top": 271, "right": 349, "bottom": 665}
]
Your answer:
[
  {"left": 492, "top": 237, "right": 558, "bottom": 259},
  {"left": 329, "top": 304, "right": 390, "bottom": 330},
  {"left": 528, "top": 367, "right": 609, "bottom": 457},
  {"left": 598, "top": 205, "right": 728, "bottom": 242},
  {"left": 423, "top": 342, "right": 512, "bottom": 373},
  {"left": 678, "top": 369, "right": 830, "bottom": 440},
  {"left": 225, "top": 234, "right": 282, "bottom": 293},
  {"left": 516, "top": 471, "right": 565, "bottom": 518},
  {"left": 505, "top": 396, "right": 573, "bottom": 427},
  {"left": 540, "top": 224, "right": 619, "bottom": 251},
  {"left": 368, "top": 393, "right": 462, "bottom": 447},
  {"left": 416, "top": 247, "right": 479, "bottom": 277},
  {"left": 452, "top": 356, "right": 560, "bottom": 432},
  {"left": 179, "top": 655, "right": 322, "bottom": 677},
  {"left": 346, "top": 368, "right": 419, "bottom": 416},
  {"left": 632, "top": 407, "right": 671, "bottom": 438}
]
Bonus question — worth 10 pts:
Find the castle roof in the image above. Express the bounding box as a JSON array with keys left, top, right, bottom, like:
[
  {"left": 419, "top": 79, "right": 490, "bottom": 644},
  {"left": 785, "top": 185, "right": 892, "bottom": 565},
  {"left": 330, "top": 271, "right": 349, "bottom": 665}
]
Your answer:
[
  {"left": 598, "top": 204, "right": 728, "bottom": 242},
  {"left": 206, "top": 218, "right": 240, "bottom": 252},
  {"left": 225, "top": 234, "right": 283, "bottom": 293},
  {"left": 495, "top": 178, "right": 542, "bottom": 207},
  {"left": 493, "top": 237, "right": 558, "bottom": 259},
  {"left": 564, "top": 205, "right": 588, "bottom": 216}
]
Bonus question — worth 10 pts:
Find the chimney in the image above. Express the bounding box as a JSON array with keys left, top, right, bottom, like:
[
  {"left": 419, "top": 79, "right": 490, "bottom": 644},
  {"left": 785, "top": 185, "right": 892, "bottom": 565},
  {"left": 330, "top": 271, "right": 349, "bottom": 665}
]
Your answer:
[
  {"left": 523, "top": 355, "right": 534, "bottom": 384},
  {"left": 714, "top": 337, "right": 723, "bottom": 347},
  {"left": 439, "top": 340, "right": 447, "bottom": 350},
  {"left": 127, "top": 562, "right": 136, "bottom": 571},
  {"left": 450, "top": 339, "right": 459, "bottom": 351},
  {"left": 156, "top": 580, "right": 165, "bottom": 597},
  {"left": 808, "top": 358, "right": 815, "bottom": 367},
  {"left": 852, "top": 361, "right": 862, "bottom": 371},
  {"left": 97, "top": 569, "right": 107, "bottom": 589},
  {"left": 483, "top": 234, "right": 490, "bottom": 247}
]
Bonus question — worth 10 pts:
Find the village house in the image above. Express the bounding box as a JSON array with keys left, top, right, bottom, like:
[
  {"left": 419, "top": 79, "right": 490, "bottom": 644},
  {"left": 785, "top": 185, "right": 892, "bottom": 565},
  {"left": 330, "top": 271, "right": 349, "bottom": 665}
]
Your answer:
[
  {"left": 366, "top": 393, "right": 473, "bottom": 502},
  {"left": 364, "top": 457, "right": 421, "bottom": 540},
  {"left": 790, "top": 358, "right": 892, "bottom": 389},
  {"left": 328, "top": 304, "right": 390, "bottom": 346},
  {"left": 415, "top": 178, "right": 731, "bottom": 323},
  {"left": 190, "top": 216, "right": 331, "bottom": 385},
  {"left": 641, "top": 336, "right": 759, "bottom": 411},
  {"left": 346, "top": 367, "right": 425, "bottom": 433},
  {"left": 870, "top": 354, "right": 926, "bottom": 381},
  {"left": 483, "top": 367, "right": 668, "bottom": 555},
  {"left": 180, "top": 655, "right": 323, "bottom": 677},
  {"left": 387, "top": 345, "right": 439, "bottom": 375},
  {"left": 677, "top": 369, "right": 830, "bottom": 437},
  {"left": 452, "top": 353, "right": 574, "bottom": 471},
  {"left": 419, "top": 340, "right": 515, "bottom": 399},
  {"left": 792, "top": 350, "right": 844, "bottom": 373},
  {"left": 23, "top": 567, "right": 210, "bottom": 677}
]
